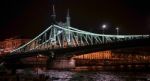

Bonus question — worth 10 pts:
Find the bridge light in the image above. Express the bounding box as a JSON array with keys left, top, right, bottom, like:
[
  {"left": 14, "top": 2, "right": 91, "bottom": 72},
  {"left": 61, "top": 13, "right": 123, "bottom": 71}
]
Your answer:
[
  {"left": 102, "top": 24, "right": 106, "bottom": 29},
  {"left": 102, "top": 24, "right": 106, "bottom": 34},
  {"left": 116, "top": 27, "right": 119, "bottom": 35},
  {"left": 39, "top": 54, "right": 43, "bottom": 57},
  {"left": 58, "top": 30, "right": 61, "bottom": 34}
]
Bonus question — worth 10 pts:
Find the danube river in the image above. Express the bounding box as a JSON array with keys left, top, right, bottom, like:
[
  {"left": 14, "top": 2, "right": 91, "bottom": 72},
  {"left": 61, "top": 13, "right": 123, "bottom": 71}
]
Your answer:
[
  {"left": 1, "top": 67, "right": 150, "bottom": 81},
  {"left": 34, "top": 70, "right": 150, "bottom": 81}
]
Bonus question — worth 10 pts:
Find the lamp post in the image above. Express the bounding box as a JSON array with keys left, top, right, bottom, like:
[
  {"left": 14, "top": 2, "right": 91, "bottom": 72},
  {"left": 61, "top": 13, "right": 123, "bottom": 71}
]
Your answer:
[
  {"left": 102, "top": 24, "right": 106, "bottom": 34},
  {"left": 102, "top": 24, "right": 106, "bottom": 43},
  {"left": 116, "top": 27, "right": 119, "bottom": 35}
]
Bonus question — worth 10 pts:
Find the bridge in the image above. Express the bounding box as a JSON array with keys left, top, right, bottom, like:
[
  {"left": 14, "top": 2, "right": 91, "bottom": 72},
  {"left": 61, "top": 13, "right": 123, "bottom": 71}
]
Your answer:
[{"left": 0, "top": 6, "right": 150, "bottom": 67}]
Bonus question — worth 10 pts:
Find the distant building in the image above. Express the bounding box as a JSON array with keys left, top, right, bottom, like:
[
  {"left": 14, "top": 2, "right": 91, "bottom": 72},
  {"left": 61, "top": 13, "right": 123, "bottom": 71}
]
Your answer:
[
  {"left": 73, "top": 51, "right": 112, "bottom": 60},
  {"left": 0, "top": 38, "right": 29, "bottom": 55}
]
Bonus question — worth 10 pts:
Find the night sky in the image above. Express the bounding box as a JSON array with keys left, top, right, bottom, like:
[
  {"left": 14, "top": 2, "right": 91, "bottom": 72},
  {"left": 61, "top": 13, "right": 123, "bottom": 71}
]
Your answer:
[{"left": 0, "top": 0, "right": 150, "bottom": 40}]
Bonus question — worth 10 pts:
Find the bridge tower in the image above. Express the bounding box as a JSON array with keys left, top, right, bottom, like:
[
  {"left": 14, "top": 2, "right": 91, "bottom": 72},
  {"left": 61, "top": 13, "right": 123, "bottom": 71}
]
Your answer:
[
  {"left": 51, "top": 5, "right": 56, "bottom": 24},
  {"left": 66, "top": 9, "right": 72, "bottom": 45},
  {"left": 51, "top": 5, "right": 57, "bottom": 47},
  {"left": 66, "top": 9, "right": 70, "bottom": 27}
]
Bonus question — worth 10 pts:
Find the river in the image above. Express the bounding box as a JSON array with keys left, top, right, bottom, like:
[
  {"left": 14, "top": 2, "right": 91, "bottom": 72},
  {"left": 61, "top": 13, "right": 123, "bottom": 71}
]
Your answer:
[{"left": 13, "top": 68, "right": 150, "bottom": 81}]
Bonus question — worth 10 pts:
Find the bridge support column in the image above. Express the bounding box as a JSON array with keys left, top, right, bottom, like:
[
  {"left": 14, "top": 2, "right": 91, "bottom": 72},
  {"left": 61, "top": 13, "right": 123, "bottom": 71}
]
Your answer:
[
  {"left": 47, "top": 57, "right": 75, "bottom": 70},
  {"left": 46, "top": 56, "right": 53, "bottom": 69}
]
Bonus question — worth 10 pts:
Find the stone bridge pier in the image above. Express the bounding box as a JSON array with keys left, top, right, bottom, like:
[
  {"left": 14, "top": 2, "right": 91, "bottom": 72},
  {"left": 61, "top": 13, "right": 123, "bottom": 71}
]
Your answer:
[{"left": 47, "top": 56, "right": 75, "bottom": 70}]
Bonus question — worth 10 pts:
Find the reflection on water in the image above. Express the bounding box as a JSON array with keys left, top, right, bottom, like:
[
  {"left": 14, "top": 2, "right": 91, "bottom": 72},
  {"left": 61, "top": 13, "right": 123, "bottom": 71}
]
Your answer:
[
  {"left": 14, "top": 68, "right": 150, "bottom": 81},
  {"left": 1, "top": 66, "right": 150, "bottom": 81}
]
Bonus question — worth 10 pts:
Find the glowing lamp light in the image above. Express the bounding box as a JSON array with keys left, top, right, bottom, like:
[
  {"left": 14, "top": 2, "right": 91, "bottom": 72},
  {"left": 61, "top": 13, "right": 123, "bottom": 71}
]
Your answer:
[{"left": 102, "top": 24, "right": 106, "bottom": 29}]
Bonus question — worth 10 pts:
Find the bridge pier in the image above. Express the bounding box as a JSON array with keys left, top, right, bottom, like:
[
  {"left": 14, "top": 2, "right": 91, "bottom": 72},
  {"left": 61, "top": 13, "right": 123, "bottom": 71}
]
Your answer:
[{"left": 47, "top": 56, "right": 75, "bottom": 70}]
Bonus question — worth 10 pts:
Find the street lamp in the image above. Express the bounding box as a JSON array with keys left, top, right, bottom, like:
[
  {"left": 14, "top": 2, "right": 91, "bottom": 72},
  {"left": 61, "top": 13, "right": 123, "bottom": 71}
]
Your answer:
[
  {"left": 102, "top": 24, "right": 106, "bottom": 34},
  {"left": 101, "top": 24, "right": 106, "bottom": 43},
  {"left": 116, "top": 27, "right": 119, "bottom": 35}
]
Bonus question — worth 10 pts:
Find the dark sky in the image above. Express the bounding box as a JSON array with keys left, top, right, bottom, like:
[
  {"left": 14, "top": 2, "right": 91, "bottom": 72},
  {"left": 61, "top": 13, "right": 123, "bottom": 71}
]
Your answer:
[{"left": 0, "top": 0, "right": 150, "bottom": 40}]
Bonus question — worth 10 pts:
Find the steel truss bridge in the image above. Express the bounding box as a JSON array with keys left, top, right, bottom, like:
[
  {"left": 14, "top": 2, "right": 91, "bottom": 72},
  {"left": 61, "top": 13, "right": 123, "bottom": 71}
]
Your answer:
[
  {"left": 0, "top": 6, "right": 150, "bottom": 63},
  {"left": 10, "top": 24, "right": 149, "bottom": 55},
  {"left": 0, "top": 24, "right": 150, "bottom": 64}
]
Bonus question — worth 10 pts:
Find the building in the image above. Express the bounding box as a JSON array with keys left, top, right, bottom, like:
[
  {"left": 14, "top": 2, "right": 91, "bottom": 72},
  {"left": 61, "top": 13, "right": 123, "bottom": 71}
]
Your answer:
[
  {"left": 0, "top": 38, "right": 29, "bottom": 55},
  {"left": 73, "top": 51, "right": 112, "bottom": 60},
  {"left": 0, "top": 41, "right": 4, "bottom": 55}
]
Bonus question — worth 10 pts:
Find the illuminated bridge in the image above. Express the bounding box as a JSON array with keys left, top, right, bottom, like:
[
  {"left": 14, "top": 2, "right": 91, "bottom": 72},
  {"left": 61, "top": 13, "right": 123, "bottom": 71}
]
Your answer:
[{"left": 0, "top": 6, "right": 150, "bottom": 67}]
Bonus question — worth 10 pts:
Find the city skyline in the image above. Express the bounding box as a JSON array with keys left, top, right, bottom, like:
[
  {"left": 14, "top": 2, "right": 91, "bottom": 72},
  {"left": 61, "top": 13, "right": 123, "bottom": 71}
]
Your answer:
[{"left": 0, "top": 0, "right": 149, "bottom": 40}]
